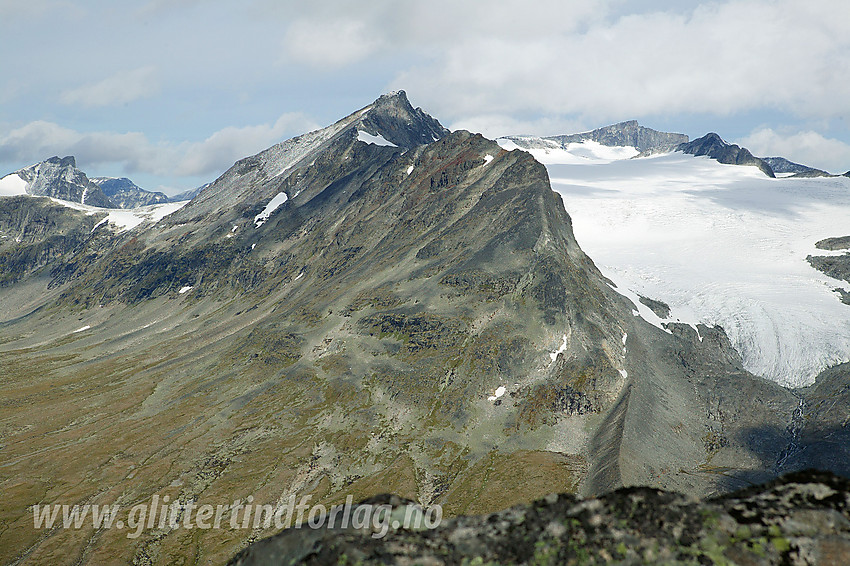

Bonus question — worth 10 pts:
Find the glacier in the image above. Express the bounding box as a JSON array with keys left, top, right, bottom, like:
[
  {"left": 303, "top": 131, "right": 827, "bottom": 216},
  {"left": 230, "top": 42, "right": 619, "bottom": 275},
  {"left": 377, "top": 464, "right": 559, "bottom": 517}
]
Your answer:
[{"left": 501, "top": 139, "right": 850, "bottom": 387}]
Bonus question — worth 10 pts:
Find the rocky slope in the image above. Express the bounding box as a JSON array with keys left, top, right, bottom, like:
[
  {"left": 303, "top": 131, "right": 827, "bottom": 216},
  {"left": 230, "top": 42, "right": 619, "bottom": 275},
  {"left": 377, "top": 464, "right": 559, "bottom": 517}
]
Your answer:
[
  {"left": 0, "top": 93, "right": 841, "bottom": 565},
  {"left": 0, "top": 196, "right": 107, "bottom": 287},
  {"left": 677, "top": 133, "right": 776, "bottom": 177},
  {"left": 230, "top": 470, "right": 850, "bottom": 566}
]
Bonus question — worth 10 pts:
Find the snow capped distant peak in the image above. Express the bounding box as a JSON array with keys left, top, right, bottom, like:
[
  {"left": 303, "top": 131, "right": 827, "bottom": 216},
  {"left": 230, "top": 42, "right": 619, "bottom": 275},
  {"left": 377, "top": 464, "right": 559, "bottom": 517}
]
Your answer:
[{"left": 3, "top": 155, "right": 115, "bottom": 207}]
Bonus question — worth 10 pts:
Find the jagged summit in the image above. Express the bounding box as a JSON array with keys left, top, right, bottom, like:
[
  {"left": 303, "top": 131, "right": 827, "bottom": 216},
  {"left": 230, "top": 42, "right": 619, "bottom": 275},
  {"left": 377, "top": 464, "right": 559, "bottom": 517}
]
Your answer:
[
  {"left": 358, "top": 90, "right": 449, "bottom": 148},
  {"left": 3, "top": 155, "right": 114, "bottom": 207},
  {"left": 677, "top": 133, "right": 776, "bottom": 177}
]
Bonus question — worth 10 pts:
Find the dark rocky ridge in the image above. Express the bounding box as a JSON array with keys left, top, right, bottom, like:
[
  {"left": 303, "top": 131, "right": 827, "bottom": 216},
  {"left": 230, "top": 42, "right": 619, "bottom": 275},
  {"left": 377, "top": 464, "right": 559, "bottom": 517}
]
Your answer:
[
  {"left": 230, "top": 470, "right": 850, "bottom": 566},
  {"left": 763, "top": 156, "right": 831, "bottom": 178},
  {"left": 10, "top": 156, "right": 115, "bottom": 207},
  {"left": 816, "top": 236, "right": 850, "bottom": 251},
  {"left": 807, "top": 254, "right": 850, "bottom": 286},
  {"left": 677, "top": 133, "right": 776, "bottom": 177},
  {"left": 0, "top": 196, "right": 106, "bottom": 286}
]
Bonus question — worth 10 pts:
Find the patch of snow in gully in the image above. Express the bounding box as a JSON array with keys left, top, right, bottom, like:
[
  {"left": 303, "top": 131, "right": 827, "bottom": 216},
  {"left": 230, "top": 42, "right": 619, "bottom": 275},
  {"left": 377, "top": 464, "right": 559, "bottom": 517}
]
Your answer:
[
  {"left": 254, "top": 192, "right": 289, "bottom": 227},
  {"left": 356, "top": 130, "right": 398, "bottom": 147}
]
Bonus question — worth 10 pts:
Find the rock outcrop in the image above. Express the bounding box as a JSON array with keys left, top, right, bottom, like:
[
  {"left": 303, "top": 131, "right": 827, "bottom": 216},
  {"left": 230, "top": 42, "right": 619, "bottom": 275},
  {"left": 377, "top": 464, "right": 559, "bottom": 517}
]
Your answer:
[
  {"left": 230, "top": 470, "right": 850, "bottom": 566},
  {"left": 763, "top": 157, "right": 831, "bottom": 178},
  {"left": 677, "top": 133, "right": 776, "bottom": 177}
]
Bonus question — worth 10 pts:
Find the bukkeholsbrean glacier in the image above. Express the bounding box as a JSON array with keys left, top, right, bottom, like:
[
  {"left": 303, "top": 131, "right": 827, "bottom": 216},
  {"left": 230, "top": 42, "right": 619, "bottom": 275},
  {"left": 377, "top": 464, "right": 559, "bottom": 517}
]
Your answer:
[
  {"left": 1, "top": 92, "right": 850, "bottom": 565},
  {"left": 501, "top": 124, "right": 850, "bottom": 388}
]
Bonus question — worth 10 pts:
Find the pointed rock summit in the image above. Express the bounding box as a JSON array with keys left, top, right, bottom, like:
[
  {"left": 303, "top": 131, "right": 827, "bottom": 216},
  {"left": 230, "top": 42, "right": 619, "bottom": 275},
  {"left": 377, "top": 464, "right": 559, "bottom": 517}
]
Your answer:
[
  {"left": 359, "top": 90, "right": 449, "bottom": 148},
  {"left": 166, "top": 91, "right": 450, "bottom": 230}
]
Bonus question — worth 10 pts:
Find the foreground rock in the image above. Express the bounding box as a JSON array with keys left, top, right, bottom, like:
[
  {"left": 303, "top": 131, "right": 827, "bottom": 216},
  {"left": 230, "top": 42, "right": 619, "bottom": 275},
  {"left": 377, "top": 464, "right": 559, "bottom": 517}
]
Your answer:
[{"left": 231, "top": 470, "right": 850, "bottom": 566}]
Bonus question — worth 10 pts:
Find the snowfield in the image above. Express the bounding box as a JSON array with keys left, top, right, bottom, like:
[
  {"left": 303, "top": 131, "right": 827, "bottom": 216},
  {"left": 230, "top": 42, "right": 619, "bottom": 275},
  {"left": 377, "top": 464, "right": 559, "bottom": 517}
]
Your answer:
[
  {"left": 500, "top": 139, "right": 850, "bottom": 387},
  {"left": 52, "top": 198, "right": 188, "bottom": 231}
]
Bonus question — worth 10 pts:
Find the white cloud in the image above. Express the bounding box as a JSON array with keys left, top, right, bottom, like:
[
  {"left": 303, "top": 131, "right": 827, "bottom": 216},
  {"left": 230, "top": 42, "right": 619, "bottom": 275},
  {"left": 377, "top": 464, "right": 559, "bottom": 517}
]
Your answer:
[
  {"left": 283, "top": 19, "right": 384, "bottom": 67},
  {"left": 449, "top": 114, "right": 587, "bottom": 141},
  {"left": 738, "top": 128, "right": 850, "bottom": 174},
  {"left": 383, "top": 0, "right": 850, "bottom": 127},
  {"left": 175, "top": 113, "right": 320, "bottom": 176},
  {"left": 60, "top": 67, "right": 160, "bottom": 107},
  {"left": 0, "top": 113, "right": 319, "bottom": 178}
]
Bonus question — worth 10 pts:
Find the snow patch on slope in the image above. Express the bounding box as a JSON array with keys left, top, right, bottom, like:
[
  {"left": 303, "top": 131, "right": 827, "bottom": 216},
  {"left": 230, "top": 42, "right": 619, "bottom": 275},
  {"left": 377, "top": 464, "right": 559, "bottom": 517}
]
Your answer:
[
  {"left": 51, "top": 198, "right": 187, "bottom": 231},
  {"left": 357, "top": 130, "right": 398, "bottom": 147},
  {"left": 0, "top": 173, "right": 29, "bottom": 196},
  {"left": 254, "top": 192, "right": 289, "bottom": 227},
  {"left": 498, "top": 138, "right": 638, "bottom": 164}
]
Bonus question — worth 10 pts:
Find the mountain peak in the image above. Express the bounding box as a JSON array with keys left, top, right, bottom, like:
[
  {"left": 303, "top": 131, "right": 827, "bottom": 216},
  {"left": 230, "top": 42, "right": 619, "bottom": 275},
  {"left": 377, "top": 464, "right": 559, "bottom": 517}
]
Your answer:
[
  {"left": 548, "top": 121, "right": 689, "bottom": 154},
  {"left": 502, "top": 121, "right": 688, "bottom": 156},
  {"left": 12, "top": 156, "right": 114, "bottom": 206},
  {"left": 44, "top": 155, "right": 76, "bottom": 168},
  {"left": 677, "top": 133, "right": 775, "bottom": 177},
  {"left": 357, "top": 91, "right": 448, "bottom": 148},
  {"left": 168, "top": 90, "right": 449, "bottom": 227}
]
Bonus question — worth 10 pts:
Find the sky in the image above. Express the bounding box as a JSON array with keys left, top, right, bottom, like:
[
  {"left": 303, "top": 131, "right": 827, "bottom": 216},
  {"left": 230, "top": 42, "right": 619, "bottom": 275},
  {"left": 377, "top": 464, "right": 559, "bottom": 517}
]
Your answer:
[{"left": 1, "top": 0, "right": 849, "bottom": 195}]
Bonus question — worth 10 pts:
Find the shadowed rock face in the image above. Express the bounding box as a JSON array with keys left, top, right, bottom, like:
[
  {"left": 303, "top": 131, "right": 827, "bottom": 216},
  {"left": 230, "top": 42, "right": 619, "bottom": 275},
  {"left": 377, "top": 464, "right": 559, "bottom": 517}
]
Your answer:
[
  {"left": 229, "top": 470, "right": 850, "bottom": 566},
  {"left": 0, "top": 93, "right": 843, "bottom": 564},
  {"left": 0, "top": 196, "right": 106, "bottom": 286},
  {"left": 677, "top": 133, "right": 776, "bottom": 177}
]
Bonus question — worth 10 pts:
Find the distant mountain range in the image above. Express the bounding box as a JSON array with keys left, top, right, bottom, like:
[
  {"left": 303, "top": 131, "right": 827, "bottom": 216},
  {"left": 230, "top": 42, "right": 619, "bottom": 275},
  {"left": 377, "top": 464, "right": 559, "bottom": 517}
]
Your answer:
[
  {"left": 502, "top": 121, "right": 844, "bottom": 178},
  {"left": 0, "top": 156, "right": 208, "bottom": 209}
]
